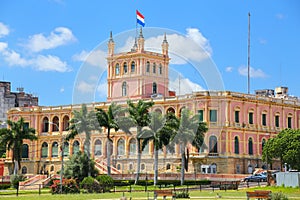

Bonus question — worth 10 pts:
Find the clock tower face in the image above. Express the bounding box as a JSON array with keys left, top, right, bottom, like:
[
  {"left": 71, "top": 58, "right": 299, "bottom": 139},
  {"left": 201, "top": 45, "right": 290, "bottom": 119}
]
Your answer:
[{"left": 107, "top": 29, "right": 170, "bottom": 102}]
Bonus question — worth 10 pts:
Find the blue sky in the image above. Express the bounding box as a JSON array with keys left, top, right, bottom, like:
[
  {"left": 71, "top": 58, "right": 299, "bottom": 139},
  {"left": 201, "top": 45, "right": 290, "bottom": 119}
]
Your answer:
[{"left": 0, "top": 0, "right": 299, "bottom": 106}]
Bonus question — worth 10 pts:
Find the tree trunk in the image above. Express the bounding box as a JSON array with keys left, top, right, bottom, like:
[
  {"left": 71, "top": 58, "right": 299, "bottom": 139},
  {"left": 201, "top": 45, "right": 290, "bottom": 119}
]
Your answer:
[
  {"left": 154, "top": 148, "right": 158, "bottom": 186},
  {"left": 135, "top": 126, "right": 142, "bottom": 184},
  {"left": 180, "top": 144, "right": 185, "bottom": 185},
  {"left": 85, "top": 132, "right": 91, "bottom": 177},
  {"left": 107, "top": 129, "right": 111, "bottom": 176}
]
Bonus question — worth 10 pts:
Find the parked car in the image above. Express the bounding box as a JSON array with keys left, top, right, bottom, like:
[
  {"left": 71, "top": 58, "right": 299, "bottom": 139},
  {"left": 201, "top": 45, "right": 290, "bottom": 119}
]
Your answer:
[{"left": 244, "top": 173, "right": 267, "bottom": 182}]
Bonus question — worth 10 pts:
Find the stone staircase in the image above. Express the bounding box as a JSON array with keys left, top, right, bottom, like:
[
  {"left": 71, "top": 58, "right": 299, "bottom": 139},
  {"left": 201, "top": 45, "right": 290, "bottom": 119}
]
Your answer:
[
  {"left": 94, "top": 158, "right": 121, "bottom": 174},
  {"left": 19, "top": 175, "right": 48, "bottom": 190}
]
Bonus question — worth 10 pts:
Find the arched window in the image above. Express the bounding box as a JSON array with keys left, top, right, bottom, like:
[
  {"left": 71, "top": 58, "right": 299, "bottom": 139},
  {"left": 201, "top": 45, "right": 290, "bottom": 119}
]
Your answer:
[
  {"left": 50, "top": 165, "right": 54, "bottom": 172},
  {"left": 131, "top": 61, "right": 135, "bottom": 73},
  {"left": 129, "top": 138, "right": 136, "bottom": 155},
  {"left": 248, "top": 138, "right": 253, "bottom": 155},
  {"left": 234, "top": 136, "right": 239, "bottom": 154},
  {"left": 166, "top": 163, "right": 171, "bottom": 170},
  {"left": 63, "top": 141, "right": 69, "bottom": 157},
  {"left": 262, "top": 138, "right": 266, "bottom": 151},
  {"left": 146, "top": 61, "right": 150, "bottom": 73},
  {"left": 141, "top": 163, "right": 145, "bottom": 171},
  {"left": 153, "top": 82, "right": 157, "bottom": 94},
  {"left": 52, "top": 116, "right": 59, "bottom": 132},
  {"left": 22, "top": 144, "right": 29, "bottom": 158},
  {"left": 142, "top": 140, "right": 149, "bottom": 155},
  {"left": 73, "top": 140, "right": 80, "bottom": 155},
  {"left": 167, "top": 107, "right": 175, "bottom": 114},
  {"left": 154, "top": 108, "right": 162, "bottom": 114},
  {"left": 42, "top": 117, "right": 49, "bottom": 132},
  {"left": 21, "top": 166, "right": 27, "bottom": 174},
  {"left": 159, "top": 64, "right": 162, "bottom": 74},
  {"left": 117, "top": 138, "right": 125, "bottom": 156},
  {"left": 122, "top": 82, "right": 127, "bottom": 96},
  {"left": 62, "top": 115, "right": 69, "bottom": 131},
  {"left": 129, "top": 163, "right": 133, "bottom": 171},
  {"left": 153, "top": 63, "right": 156, "bottom": 73},
  {"left": 41, "top": 142, "right": 48, "bottom": 158},
  {"left": 123, "top": 62, "right": 128, "bottom": 74},
  {"left": 52, "top": 142, "right": 58, "bottom": 157},
  {"left": 117, "top": 164, "right": 121, "bottom": 170},
  {"left": 209, "top": 136, "right": 218, "bottom": 153},
  {"left": 94, "top": 139, "right": 102, "bottom": 156},
  {"left": 115, "top": 63, "right": 120, "bottom": 75}
]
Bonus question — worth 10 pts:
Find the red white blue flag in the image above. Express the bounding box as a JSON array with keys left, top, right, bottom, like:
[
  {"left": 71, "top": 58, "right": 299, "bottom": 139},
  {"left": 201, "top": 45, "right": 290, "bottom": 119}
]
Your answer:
[{"left": 136, "top": 10, "right": 145, "bottom": 27}]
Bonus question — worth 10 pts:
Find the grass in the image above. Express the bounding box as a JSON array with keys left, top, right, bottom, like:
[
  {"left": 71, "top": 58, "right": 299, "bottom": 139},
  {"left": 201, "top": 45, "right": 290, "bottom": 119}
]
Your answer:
[{"left": 0, "top": 186, "right": 299, "bottom": 199}]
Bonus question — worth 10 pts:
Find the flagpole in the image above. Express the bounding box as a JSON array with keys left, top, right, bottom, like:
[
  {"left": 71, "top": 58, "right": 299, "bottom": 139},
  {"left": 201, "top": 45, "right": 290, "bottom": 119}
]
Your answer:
[
  {"left": 136, "top": 10, "right": 138, "bottom": 39},
  {"left": 247, "top": 12, "right": 251, "bottom": 94}
]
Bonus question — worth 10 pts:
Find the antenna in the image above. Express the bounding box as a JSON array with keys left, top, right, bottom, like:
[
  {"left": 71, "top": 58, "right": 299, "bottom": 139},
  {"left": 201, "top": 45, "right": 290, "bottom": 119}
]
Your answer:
[{"left": 247, "top": 12, "right": 251, "bottom": 94}]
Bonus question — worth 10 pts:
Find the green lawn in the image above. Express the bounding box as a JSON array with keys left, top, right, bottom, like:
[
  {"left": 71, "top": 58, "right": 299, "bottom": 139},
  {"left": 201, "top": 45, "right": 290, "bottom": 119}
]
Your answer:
[{"left": 0, "top": 186, "right": 299, "bottom": 199}]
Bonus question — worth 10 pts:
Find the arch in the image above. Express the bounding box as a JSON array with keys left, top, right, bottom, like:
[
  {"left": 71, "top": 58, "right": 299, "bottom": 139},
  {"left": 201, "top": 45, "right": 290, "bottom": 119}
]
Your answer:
[
  {"left": 122, "top": 82, "right": 127, "bottom": 96},
  {"left": 42, "top": 117, "right": 49, "bottom": 132},
  {"left": 52, "top": 116, "right": 59, "bottom": 132},
  {"left": 41, "top": 142, "right": 48, "bottom": 158},
  {"left": 21, "top": 166, "right": 27, "bottom": 174},
  {"left": 117, "top": 138, "right": 125, "bottom": 156},
  {"left": 166, "top": 107, "right": 175, "bottom": 114},
  {"left": 62, "top": 115, "right": 69, "bottom": 131},
  {"left": 94, "top": 139, "right": 102, "bottom": 156},
  {"left": 152, "top": 82, "right": 157, "bottom": 94},
  {"left": 115, "top": 63, "right": 120, "bottom": 75},
  {"left": 209, "top": 135, "right": 218, "bottom": 153},
  {"left": 166, "top": 163, "right": 171, "bottom": 170},
  {"left": 123, "top": 62, "right": 128, "bottom": 74},
  {"left": 154, "top": 108, "right": 162, "bottom": 114},
  {"left": 146, "top": 61, "right": 150, "bottom": 73},
  {"left": 179, "top": 107, "right": 186, "bottom": 117},
  {"left": 248, "top": 137, "right": 253, "bottom": 155},
  {"left": 131, "top": 61, "right": 135, "bottom": 73},
  {"left": 22, "top": 144, "right": 29, "bottom": 158},
  {"left": 63, "top": 141, "right": 69, "bottom": 157},
  {"left": 129, "top": 138, "right": 136, "bottom": 155},
  {"left": 51, "top": 142, "right": 59, "bottom": 157},
  {"left": 50, "top": 165, "right": 54, "bottom": 172},
  {"left": 234, "top": 136, "right": 239, "bottom": 154},
  {"left": 117, "top": 164, "right": 121, "bottom": 170},
  {"left": 73, "top": 140, "right": 80, "bottom": 155}
]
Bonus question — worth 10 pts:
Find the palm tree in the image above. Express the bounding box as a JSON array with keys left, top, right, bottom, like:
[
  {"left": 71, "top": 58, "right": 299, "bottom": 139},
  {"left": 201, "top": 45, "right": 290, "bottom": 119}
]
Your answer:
[
  {"left": 171, "top": 108, "right": 207, "bottom": 185},
  {"left": 0, "top": 117, "right": 37, "bottom": 175},
  {"left": 139, "top": 111, "right": 178, "bottom": 185},
  {"left": 95, "top": 102, "right": 123, "bottom": 176},
  {"left": 118, "top": 100, "right": 154, "bottom": 184},
  {"left": 66, "top": 104, "right": 101, "bottom": 176}
]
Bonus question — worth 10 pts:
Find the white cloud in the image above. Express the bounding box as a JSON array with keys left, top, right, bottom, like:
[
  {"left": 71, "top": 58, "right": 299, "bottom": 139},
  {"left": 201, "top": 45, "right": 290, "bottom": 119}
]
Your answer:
[
  {"left": 169, "top": 77, "right": 204, "bottom": 95},
  {"left": 76, "top": 81, "right": 95, "bottom": 94},
  {"left": 97, "top": 82, "right": 107, "bottom": 98},
  {"left": 225, "top": 66, "right": 233, "bottom": 72},
  {"left": 0, "top": 22, "right": 9, "bottom": 38},
  {"left": 0, "top": 42, "right": 8, "bottom": 52},
  {"left": 25, "top": 27, "right": 76, "bottom": 52},
  {"left": 276, "top": 13, "right": 285, "bottom": 20},
  {"left": 238, "top": 66, "right": 267, "bottom": 78},
  {"left": 33, "top": 55, "right": 69, "bottom": 72},
  {"left": 2, "top": 49, "right": 29, "bottom": 66},
  {"left": 60, "top": 87, "right": 65, "bottom": 93},
  {"left": 73, "top": 49, "right": 107, "bottom": 70}
]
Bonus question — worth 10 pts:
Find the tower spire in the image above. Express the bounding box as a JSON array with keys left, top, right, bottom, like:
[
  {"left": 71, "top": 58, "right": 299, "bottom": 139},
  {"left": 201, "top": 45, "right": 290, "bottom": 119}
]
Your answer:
[
  {"left": 108, "top": 31, "right": 115, "bottom": 56},
  {"left": 137, "top": 27, "right": 144, "bottom": 52},
  {"left": 162, "top": 32, "right": 169, "bottom": 56}
]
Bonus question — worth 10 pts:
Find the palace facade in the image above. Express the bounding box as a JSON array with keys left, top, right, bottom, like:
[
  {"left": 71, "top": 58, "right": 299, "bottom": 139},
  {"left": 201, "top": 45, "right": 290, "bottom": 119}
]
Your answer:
[{"left": 4, "top": 29, "right": 300, "bottom": 176}]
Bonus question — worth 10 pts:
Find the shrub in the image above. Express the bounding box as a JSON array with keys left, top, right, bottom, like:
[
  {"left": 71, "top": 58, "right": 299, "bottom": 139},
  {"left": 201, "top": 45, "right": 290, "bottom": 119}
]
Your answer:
[
  {"left": 80, "top": 176, "right": 101, "bottom": 193},
  {"left": 0, "top": 184, "right": 11, "bottom": 190},
  {"left": 271, "top": 192, "right": 289, "bottom": 200},
  {"left": 50, "top": 178, "right": 80, "bottom": 194},
  {"left": 96, "top": 175, "right": 114, "bottom": 192},
  {"left": 10, "top": 175, "right": 25, "bottom": 189},
  {"left": 175, "top": 189, "right": 190, "bottom": 198}
]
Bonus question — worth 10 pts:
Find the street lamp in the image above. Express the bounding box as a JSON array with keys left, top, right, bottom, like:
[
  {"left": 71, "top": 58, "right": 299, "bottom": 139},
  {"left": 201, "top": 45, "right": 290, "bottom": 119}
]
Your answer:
[{"left": 48, "top": 121, "right": 64, "bottom": 194}]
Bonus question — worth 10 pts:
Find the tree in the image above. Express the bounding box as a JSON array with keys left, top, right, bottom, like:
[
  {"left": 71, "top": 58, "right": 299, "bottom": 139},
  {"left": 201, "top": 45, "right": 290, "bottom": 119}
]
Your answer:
[
  {"left": 0, "top": 117, "right": 37, "bottom": 174},
  {"left": 139, "top": 111, "right": 178, "bottom": 185},
  {"left": 262, "top": 129, "right": 300, "bottom": 171},
  {"left": 95, "top": 102, "right": 123, "bottom": 176},
  {"left": 171, "top": 108, "right": 207, "bottom": 185},
  {"left": 64, "top": 151, "right": 98, "bottom": 182},
  {"left": 118, "top": 100, "right": 154, "bottom": 184},
  {"left": 66, "top": 104, "right": 101, "bottom": 176}
]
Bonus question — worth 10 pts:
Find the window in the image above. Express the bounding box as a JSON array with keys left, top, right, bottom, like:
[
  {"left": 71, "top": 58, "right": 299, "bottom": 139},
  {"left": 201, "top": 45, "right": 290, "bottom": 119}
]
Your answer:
[
  {"left": 123, "top": 62, "right": 128, "bottom": 74},
  {"left": 288, "top": 116, "right": 292, "bottom": 128},
  {"left": 166, "top": 163, "right": 171, "bottom": 170},
  {"left": 117, "top": 139, "right": 125, "bottom": 156},
  {"left": 262, "top": 138, "right": 266, "bottom": 151},
  {"left": 152, "top": 82, "right": 157, "bottom": 94},
  {"left": 41, "top": 142, "right": 48, "bottom": 158},
  {"left": 131, "top": 61, "right": 135, "bottom": 73},
  {"left": 262, "top": 113, "right": 267, "bottom": 126},
  {"left": 94, "top": 139, "right": 102, "bottom": 156},
  {"left": 198, "top": 110, "right": 204, "bottom": 122},
  {"left": 235, "top": 110, "right": 240, "bottom": 123},
  {"left": 22, "top": 144, "right": 29, "bottom": 158},
  {"left": 234, "top": 136, "right": 239, "bottom": 154},
  {"left": 23, "top": 122, "right": 29, "bottom": 130},
  {"left": 248, "top": 138, "right": 253, "bottom": 155},
  {"left": 275, "top": 115, "right": 280, "bottom": 128},
  {"left": 141, "top": 163, "right": 145, "bottom": 171},
  {"left": 146, "top": 61, "right": 150, "bottom": 72},
  {"left": 153, "top": 63, "right": 156, "bottom": 73},
  {"left": 42, "top": 117, "right": 49, "bottom": 132},
  {"left": 63, "top": 142, "right": 69, "bottom": 157},
  {"left": 209, "top": 110, "right": 217, "bottom": 122},
  {"left": 122, "top": 82, "right": 127, "bottom": 96},
  {"left": 52, "top": 116, "right": 59, "bottom": 132},
  {"left": 249, "top": 112, "right": 253, "bottom": 124},
  {"left": 142, "top": 140, "right": 149, "bottom": 155},
  {"left": 129, "top": 163, "right": 133, "bottom": 171},
  {"left": 115, "top": 63, "right": 120, "bottom": 75},
  {"left": 117, "top": 164, "right": 121, "bottom": 170},
  {"left": 73, "top": 140, "right": 80, "bottom": 155},
  {"left": 209, "top": 136, "right": 218, "bottom": 153},
  {"left": 52, "top": 142, "right": 58, "bottom": 157},
  {"left": 159, "top": 64, "right": 162, "bottom": 74},
  {"left": 21, "top": 166, "right": 27, "bottom": 174},
  {"left": 129, "top": 138, "right": 136, "bottom": 155},
  {"left": 62, "top": 115, "right": 69, "bottom": 131}
]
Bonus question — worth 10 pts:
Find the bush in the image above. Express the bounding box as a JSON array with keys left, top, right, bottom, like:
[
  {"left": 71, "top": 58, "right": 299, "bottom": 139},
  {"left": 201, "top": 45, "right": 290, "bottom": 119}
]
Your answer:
[
  {"left": 96, "top": 175, "right": 114, "bottom": 192},
  {"left": 271, "top": 192, "right": 289, "bottom": 200},
  {"left": 50, "top": 178, "right": 80, "bottom": 194},
  {"left": 0, "top": 184, "right": 11, "bottom": 190},
  {"left": 184, "top": 180, "right": 211, "bottom": 186},
  {"left": 10, "top": 175, "right": 25, "bottom": 189},
  {"left": 175, "top": 189, "right": 190, "bottom": 198},
  {"left": 80, "top": 176, "right": 101, "bottom": 193}
]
